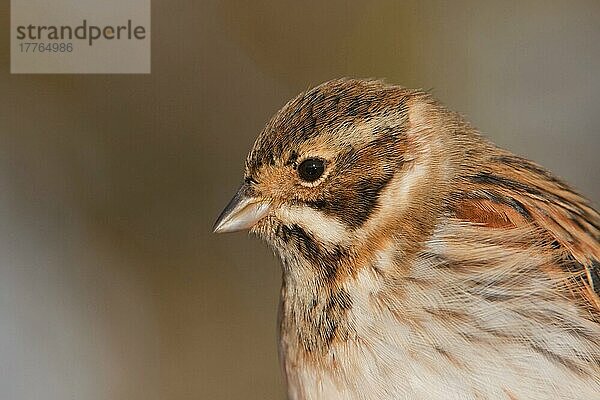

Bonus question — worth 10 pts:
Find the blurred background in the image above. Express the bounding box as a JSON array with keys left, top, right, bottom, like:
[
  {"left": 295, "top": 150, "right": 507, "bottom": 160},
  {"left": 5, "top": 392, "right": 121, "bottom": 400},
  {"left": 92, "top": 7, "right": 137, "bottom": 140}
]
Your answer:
[{"left": 1, "top": 1, "right": 599, "bottom": 399}]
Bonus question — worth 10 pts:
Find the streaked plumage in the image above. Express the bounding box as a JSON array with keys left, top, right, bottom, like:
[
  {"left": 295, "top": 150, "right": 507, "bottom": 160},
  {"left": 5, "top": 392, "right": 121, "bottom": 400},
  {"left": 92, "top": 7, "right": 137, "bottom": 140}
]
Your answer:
[{"left": 214, "top": 79, "right": 600, "bottom": 399}]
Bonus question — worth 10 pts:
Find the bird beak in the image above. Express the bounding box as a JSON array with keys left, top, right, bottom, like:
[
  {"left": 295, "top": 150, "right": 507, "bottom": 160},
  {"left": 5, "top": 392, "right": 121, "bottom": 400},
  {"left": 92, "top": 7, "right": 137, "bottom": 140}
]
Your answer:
[{"left": 213, "top": 184, "right": 271, "bottom": 233}]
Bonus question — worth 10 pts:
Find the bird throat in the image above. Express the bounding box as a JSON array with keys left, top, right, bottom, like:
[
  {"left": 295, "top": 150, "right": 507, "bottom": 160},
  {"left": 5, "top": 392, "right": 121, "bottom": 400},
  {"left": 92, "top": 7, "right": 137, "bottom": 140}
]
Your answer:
[{"left": 278, "top": 248, "right": 355, "bottom": 359}]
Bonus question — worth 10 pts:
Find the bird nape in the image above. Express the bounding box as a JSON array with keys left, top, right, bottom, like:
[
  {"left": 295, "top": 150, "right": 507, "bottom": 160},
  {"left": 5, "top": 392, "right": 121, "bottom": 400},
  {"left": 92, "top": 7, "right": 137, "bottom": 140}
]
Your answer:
[{"left": 214, "top": 78, "right": 600, "bottom": 400}]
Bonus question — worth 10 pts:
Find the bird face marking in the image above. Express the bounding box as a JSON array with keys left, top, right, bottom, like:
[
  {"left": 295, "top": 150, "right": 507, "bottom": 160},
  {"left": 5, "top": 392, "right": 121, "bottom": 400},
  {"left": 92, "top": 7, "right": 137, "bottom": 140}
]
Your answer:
[{"left": 244, "top": 81, "right": 410, "bottom": 241}]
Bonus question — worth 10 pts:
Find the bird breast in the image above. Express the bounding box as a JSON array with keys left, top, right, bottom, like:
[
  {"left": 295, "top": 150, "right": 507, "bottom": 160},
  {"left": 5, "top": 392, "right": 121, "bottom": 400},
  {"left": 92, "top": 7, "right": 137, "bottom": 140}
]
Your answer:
[{"left": 279, "top": 225, "right": 600, "bottom": 400}]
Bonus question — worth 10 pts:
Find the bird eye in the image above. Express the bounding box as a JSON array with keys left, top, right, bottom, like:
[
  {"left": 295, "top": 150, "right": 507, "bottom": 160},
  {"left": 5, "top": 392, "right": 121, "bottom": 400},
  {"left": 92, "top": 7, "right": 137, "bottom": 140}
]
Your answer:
[{"left": 297, "top": 158, "right": 325, "bottom": 182}]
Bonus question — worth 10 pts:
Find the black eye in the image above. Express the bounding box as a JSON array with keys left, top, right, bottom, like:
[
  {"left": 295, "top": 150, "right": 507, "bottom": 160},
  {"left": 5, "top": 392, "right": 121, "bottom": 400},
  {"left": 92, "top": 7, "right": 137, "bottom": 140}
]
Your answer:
[{"left": 297, "top": 158, "right": 325, "bottom": 182}]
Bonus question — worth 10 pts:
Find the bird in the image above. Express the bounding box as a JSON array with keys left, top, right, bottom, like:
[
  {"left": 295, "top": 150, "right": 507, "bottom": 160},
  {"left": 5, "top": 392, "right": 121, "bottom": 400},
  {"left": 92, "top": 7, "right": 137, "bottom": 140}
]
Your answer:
[{"left": 213, "top": 78, "right": 600, "bottom": 399}]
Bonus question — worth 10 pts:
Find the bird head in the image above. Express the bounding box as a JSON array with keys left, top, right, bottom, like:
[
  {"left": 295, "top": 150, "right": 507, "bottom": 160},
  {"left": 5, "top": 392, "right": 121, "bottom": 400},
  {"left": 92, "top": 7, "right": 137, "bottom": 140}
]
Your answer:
[{"left": 214, "top": 79, "right": 472, "bottom": 278}]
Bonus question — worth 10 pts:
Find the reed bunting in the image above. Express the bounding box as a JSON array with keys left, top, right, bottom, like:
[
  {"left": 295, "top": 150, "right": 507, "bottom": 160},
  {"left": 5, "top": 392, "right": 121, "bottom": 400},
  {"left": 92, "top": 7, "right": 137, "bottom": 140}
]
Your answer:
[{"left": 214, "top": 79, "right": 600, "bottom": 399}]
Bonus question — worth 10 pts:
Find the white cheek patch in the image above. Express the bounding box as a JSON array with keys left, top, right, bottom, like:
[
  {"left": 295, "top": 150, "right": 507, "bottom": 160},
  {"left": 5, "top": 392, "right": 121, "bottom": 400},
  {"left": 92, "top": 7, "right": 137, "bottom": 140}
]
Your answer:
[{"left": 275, "top": 205, "right": 349, "bottom": 245}]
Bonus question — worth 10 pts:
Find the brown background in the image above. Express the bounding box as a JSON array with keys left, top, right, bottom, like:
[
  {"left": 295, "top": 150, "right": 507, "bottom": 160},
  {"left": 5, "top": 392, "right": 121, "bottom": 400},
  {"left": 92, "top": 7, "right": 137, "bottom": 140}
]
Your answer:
[{"left": 1, "top": 1, "right": 598, "bottom": 399}]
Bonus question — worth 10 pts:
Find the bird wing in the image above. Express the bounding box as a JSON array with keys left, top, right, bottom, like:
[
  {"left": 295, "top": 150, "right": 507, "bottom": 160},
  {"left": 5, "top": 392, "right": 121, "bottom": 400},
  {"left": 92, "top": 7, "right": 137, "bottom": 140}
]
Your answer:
[{"left": 452, "top": 152, "right": 600, "bottom": 312}]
